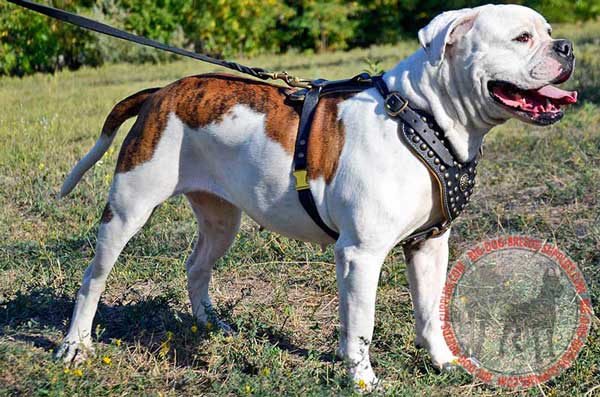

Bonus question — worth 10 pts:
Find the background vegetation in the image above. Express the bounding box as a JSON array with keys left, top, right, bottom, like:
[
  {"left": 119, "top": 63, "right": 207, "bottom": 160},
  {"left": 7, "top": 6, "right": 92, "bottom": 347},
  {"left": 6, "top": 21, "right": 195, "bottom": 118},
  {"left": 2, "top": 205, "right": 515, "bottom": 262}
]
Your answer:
[
  {"left": 0, "top": 19, "right": 598, "bottom": 396},
  {"left": 1, "top": 0, "right": 600, "bottom": 76}
]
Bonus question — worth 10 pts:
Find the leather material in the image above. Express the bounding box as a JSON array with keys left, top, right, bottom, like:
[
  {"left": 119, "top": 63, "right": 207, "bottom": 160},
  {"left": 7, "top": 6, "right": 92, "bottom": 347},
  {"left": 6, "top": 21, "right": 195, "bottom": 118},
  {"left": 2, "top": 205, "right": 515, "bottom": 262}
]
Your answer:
[{"left": 292, "top": 74, "right": 480, "bottom": 245}]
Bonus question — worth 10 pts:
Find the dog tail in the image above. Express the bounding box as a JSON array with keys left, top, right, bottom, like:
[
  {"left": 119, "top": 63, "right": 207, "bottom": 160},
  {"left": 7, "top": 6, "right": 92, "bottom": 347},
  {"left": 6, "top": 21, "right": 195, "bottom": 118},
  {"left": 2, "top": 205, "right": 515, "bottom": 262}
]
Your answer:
[{"left": 59, "top": 87, "right": 161, "bottom": 198}]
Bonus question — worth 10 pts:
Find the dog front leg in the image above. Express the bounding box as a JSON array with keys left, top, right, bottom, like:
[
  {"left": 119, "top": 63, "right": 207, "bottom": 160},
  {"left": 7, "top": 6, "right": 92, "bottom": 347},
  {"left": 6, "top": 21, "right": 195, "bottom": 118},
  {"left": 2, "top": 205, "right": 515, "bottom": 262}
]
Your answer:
[
  {"left": 404, "top": 230, "right": 456, "bottom": 369},
  {"left": 334, "top": 243, "right": 385, "bottom": 389}
]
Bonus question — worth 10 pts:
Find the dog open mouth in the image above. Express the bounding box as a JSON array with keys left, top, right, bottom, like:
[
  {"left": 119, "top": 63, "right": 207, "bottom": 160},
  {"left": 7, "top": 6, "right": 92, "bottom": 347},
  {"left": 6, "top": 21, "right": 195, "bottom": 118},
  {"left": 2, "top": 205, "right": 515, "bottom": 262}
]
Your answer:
[{"left": 488, "top": 81, "right": 577, "bottom": 125}]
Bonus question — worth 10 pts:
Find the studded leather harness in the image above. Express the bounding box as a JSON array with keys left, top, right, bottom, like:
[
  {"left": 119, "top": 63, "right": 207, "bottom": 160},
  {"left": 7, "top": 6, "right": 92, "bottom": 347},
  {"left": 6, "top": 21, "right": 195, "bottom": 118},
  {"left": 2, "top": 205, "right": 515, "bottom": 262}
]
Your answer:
[{"left": 289, "top": 73, "right": 480, "bottom": 245}]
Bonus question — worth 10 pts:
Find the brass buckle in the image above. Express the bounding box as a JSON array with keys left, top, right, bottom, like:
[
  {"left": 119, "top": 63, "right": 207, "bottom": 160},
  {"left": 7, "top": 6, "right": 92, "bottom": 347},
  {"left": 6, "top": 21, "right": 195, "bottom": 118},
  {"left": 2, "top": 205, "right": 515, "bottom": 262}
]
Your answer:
[
  {"left": 384, "top": 92, "right": 408, "bottom": 117},
  {"left": 293, "top": 170, "right": 310, "bottom": 190}
]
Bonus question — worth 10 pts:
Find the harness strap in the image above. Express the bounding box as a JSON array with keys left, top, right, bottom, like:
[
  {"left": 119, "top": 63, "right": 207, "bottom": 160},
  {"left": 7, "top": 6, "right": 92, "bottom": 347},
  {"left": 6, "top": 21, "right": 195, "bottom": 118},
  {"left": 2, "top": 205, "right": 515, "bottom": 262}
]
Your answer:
[{"left": 293, "top": 82, "right": 340, "bottom": 240}]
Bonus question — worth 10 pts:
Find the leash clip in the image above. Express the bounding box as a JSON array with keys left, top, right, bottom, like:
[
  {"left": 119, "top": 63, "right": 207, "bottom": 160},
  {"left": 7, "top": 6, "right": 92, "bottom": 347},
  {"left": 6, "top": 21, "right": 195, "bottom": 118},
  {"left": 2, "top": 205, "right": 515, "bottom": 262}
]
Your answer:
[{"left": 384, "top": 92, "right": 409, "bottom": 117}]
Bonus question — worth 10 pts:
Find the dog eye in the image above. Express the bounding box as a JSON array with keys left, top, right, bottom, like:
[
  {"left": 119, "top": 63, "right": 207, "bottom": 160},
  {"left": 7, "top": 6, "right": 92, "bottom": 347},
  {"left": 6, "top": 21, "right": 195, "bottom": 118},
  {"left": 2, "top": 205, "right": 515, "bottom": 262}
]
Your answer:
[
  {"left": 547, "top": 28, "right": 552, "bottom": 37},
  {"left": 514, "top": 32, "right": 532, "bottom": 43}
]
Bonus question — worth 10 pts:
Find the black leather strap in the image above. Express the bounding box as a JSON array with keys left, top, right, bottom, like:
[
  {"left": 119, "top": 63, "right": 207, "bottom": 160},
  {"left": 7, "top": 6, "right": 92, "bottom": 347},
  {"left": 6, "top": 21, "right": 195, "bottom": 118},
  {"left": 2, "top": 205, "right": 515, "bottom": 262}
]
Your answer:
[
  {"left": 7, "top": 0, "right": 271, "bottom": 80},
  {"left": 293, "top": 83, "right": 340, "bottom": 240},
  {"left": 371, "top": 75, "right": 479, "bottom": 244},
  {"left": 291, "top": 74, "right": 480, "bottom": 244}
]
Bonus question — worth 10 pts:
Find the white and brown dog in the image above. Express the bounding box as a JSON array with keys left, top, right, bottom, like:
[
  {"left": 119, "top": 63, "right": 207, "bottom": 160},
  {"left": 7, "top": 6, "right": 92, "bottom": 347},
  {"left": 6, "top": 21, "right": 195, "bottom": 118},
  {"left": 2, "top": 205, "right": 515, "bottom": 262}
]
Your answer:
[{"left": 55, "top": 4, "right": 576, "bottom": 387}]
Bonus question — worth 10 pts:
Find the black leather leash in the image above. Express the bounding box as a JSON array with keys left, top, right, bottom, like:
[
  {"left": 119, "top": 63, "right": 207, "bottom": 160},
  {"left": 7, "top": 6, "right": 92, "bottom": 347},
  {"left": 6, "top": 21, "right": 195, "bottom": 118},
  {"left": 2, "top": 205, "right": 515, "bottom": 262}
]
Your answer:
[{"left": 6, "top": 0, "right": 313, "bottom": 87}]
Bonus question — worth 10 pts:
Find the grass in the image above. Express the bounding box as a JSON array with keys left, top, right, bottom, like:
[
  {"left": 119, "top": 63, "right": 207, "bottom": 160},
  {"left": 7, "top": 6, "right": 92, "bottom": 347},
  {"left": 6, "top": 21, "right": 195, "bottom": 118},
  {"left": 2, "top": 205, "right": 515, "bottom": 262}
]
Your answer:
[{"left": 0, "top": 22, "right": 599, "bottom": 396}]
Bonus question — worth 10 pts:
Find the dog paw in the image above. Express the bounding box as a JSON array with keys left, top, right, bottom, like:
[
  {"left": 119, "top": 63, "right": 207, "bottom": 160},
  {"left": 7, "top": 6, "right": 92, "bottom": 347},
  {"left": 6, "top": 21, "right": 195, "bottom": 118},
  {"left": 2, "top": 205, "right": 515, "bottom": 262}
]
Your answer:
[
  {"left": 427, "top": 342, "right": 458, "bottom": 371},
  {"left": 205, "top": 318, "right": 235, "bottom": 336},
  {"left": 54, "top": 338, "right": 94, "bottom": 365}
]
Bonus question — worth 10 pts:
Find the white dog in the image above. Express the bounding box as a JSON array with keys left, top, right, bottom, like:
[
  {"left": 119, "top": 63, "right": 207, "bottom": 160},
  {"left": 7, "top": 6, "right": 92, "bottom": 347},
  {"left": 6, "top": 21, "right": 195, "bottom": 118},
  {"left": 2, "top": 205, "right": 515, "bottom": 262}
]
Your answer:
[{"left": 55, "top": 4, "right": 576, "bottom": 388}]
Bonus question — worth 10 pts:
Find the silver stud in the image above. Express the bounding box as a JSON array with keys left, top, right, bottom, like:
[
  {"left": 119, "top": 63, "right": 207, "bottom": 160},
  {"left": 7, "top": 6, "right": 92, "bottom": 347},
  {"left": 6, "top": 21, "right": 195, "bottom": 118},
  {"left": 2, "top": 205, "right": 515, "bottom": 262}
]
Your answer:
[
  {"left": 458, "top": 164, "right": 463, "bottom": 169},
  {"left": 412, "top": 136, "right": 420, "bottom": 143},
  {"left": 453, "top": 161, "right": 458, "bottom": 166},
  {"left": 449, "top": 190, "right": 454, "bottom": 196},
  {"left": 434, "top": 131, "right": 440, "bottom": 138},
  {"left": 447, "top": 181, "right": 452, "bottom": 187},
  {"left": 468, "top": 167, "right": 473, "bottom": 173},
  {"left": 440, "top": 165, "right": 446, "bottom": 171},
  {"left": 461, "top": 204, "right": 465, "bottom": 209},
  {"left": 420, "top": 143, "right": 427, "bottom": 150},
  {"left": 434, "top": 158, "right": 440, "bottom": 165},
  {"left": 421, "top": 116, "right": 427, "bottom": 122},
  {"left": 454, "top": 187, "right": 459, "bottom": 192},
  {"left": 427, "top": 150, "right": 434, "bottom": 157},
  {"left": 455, "top": 173, "right": 459, "bottom": 179},
  {"left": 450, "top": 197, "right": 455, "bottom": 203},
  {"left": 298, "top": 153, "right": 304, "bottom": 158},
  {"left": 407, "top": 127, "right": 415, "bottom": 134},
  {"left": 299, "top": 139, "right": 306, "bottom": 145},
  {"left": 444, "top": 172, "right": 450, "bottom": 178}
]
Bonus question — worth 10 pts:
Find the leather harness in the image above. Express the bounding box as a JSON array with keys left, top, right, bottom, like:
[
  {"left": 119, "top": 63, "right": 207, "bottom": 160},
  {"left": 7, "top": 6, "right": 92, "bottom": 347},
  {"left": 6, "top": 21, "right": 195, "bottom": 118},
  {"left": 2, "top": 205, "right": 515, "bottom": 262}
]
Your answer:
[{"left": 289, "top": 73, "right": 480, "bottom": 245}]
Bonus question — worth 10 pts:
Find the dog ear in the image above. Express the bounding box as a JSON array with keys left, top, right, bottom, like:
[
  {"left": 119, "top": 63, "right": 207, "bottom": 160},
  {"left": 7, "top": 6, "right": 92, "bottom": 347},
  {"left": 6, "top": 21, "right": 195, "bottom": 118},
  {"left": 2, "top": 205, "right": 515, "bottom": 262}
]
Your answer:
[{"left": 418, "top": 8, "right": 479, "bottom": 66}]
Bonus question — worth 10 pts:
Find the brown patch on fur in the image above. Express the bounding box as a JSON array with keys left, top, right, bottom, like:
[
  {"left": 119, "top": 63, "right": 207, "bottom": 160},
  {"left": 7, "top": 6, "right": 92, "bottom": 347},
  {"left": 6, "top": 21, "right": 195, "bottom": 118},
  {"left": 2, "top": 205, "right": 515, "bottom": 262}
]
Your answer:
[
  {"left": 307, "top": 94, "right": 352, "bottom": 183},
  {"left": 100, "top": 202, "right": 113, "bottom": 223},
  {"left": 116, "top": 74, "right": 301, "bottom": 173},
  {"left": 115, "top": 73, "right": 352, "bottom": 184},
  {"left": 102, "top": 88, "right": 161, "bottom": 136}
]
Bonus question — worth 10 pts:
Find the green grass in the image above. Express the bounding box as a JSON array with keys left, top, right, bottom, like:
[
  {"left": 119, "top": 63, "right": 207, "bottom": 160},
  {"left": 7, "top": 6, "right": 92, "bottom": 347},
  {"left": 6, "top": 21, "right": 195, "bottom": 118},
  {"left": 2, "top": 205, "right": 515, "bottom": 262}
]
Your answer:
[{"left": 0, "top": 23, "right": 599, "bottom": 396}]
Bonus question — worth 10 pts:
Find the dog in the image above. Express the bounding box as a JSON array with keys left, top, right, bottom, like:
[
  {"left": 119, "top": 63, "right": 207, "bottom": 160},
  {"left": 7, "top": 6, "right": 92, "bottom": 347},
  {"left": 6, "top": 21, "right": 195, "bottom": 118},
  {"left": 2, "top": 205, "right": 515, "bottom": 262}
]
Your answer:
[
  {"left": 54, "top": 4, "right": 576, "bottom": 388},
  {"left": 499, "top": 267, "right": 565, "bottom": 363}
]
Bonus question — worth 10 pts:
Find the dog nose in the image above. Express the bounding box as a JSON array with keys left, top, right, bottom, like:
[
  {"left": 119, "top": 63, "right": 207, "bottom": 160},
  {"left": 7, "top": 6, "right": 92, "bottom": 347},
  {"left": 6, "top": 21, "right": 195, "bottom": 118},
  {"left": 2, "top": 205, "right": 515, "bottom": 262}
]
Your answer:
[{"left": 553, "top": 39, "right": 573, "bottom": 58}]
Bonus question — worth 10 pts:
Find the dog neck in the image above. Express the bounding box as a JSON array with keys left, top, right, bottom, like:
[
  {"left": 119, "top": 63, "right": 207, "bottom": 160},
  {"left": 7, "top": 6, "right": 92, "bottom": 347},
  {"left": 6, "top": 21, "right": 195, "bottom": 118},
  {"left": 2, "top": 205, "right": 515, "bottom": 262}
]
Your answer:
[{"left": 383, "top": 49, "right": 504, "bottom": 162}]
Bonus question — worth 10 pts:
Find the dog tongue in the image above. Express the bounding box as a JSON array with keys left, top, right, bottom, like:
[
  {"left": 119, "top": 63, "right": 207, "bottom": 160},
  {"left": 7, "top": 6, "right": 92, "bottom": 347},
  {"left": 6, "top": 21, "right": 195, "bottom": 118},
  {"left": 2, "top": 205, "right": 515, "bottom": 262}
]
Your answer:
[{"left": 536, "top": 85, "right": 578, "bottom": 104}]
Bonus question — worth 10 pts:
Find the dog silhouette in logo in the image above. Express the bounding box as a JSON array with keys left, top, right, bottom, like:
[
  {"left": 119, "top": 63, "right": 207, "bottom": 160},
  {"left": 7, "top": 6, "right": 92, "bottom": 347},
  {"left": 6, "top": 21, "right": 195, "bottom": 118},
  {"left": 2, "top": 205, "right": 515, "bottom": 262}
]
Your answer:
[
  {"left": 462, "top": 265, "right": 506, "bottom": 357},
  {"left": 499, "top": 267, "right": 564, "bottom": 363}
]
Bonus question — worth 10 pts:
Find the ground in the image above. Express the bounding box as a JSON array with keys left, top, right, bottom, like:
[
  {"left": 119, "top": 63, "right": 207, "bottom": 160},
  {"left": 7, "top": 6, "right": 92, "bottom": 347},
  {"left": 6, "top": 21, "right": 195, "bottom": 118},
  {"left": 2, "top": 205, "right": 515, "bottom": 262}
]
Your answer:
[{"left": 0, "top": 22, "right": 599, "bottom": 397}]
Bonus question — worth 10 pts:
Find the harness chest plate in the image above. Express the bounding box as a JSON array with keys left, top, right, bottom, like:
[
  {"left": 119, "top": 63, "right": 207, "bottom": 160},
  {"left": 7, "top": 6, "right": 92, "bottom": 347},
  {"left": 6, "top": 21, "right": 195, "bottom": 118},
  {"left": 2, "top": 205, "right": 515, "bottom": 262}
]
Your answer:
[{"left": 291, "top": 73, "right": 480, "bottom": 245}]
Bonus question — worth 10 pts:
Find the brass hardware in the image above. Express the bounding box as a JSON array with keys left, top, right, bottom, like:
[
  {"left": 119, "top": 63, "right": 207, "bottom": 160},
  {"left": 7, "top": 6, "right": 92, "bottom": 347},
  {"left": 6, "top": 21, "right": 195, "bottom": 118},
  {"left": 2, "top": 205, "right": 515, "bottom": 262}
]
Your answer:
[
  {"left": 259, "top": 71, "right": 312, "bottom": 88},
  {"left": 459, "top": 174, "right": 470, "bottom": 192},
  {"left": 384, "top": 92, "right": 409, "bottom": 116},
  {"left": 293, "top": 170, "right": 310, "bottom": 190}
]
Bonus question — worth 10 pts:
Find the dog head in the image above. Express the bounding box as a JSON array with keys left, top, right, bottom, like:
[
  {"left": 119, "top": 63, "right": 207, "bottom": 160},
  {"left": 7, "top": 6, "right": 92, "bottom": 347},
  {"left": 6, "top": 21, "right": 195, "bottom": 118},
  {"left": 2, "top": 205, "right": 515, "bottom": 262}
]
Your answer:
[{"left": 418, "top": 4, "right": 577, "bottom": 126}]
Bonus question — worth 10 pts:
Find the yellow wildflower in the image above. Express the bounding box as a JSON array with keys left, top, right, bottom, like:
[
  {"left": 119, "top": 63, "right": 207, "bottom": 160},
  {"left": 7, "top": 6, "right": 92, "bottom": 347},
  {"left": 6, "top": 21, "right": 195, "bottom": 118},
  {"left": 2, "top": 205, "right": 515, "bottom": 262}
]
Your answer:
[
  {"left": 260, "top": 367, "right": 270, "bottom": 376},
  {"left": 159, "top": 341, "right": 170, "bottom": 358},
  {"left": 72, "top": 368, "right": 83, "bottom": 377},
  {"left": 206, "top": 321, "right": 213, "bottom": 331},
  {"left": 244, "top": 384, "right": 252, "bottom": 394},
  {"left": 114, "top": 338, "right": 122, "bottom": 347},
  {"left": 102, "top": 356, "right": 112, "bottom": 365},
  {"left": 357, "top": 379, "right": 367, "bottom": 390},
  {"left": 166, "top": 331, "right": 174, "bottom": 340},
  {"left": 38, "top": 163, "right": 45, "bottom": 171},
  {"left": 191, "top": 324, "right": 198, "bottom": 333},
  {"left": 63, "top": 368, "right": 70, "bottom": 374}
]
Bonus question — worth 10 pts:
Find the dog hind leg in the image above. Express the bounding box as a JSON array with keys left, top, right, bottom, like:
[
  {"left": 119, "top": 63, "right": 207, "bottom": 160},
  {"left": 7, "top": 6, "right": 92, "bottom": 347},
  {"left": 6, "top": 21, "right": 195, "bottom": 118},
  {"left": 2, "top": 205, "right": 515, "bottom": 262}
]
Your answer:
[
  {"left": 184, "top": 191, "right": 241, "bottom": 333},
  {"left": 56, "top": 157, "right": 178, "bottom": 363}
]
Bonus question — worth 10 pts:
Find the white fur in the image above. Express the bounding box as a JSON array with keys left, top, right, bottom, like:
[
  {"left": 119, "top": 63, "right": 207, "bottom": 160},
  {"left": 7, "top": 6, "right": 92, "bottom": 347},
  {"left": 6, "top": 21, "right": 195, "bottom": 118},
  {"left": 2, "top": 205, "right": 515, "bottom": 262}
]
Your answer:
[{"left": 56, "top": 4, "right": 571, "bottom": 389}]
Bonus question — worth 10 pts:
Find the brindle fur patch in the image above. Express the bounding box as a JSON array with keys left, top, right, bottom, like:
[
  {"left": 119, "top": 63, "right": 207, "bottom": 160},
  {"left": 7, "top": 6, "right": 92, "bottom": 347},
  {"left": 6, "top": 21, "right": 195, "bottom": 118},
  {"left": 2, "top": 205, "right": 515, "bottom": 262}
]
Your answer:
[
  {"left": 100, "top": 202, "right": 113, "bottom": 223},
  {"left": 102, "top": 88, "right": 160, "bottom": 136},
  {"left": 115, "top": 73, "right": 352, "bottom": 185}
]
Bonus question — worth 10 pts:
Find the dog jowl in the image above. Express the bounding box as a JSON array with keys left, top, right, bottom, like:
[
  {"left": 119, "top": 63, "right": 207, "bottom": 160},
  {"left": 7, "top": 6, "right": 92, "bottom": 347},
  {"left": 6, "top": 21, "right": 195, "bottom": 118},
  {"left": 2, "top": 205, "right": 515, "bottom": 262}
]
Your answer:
[{"left": 55, "top": 4, "right": 577, "bottom": 389}]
